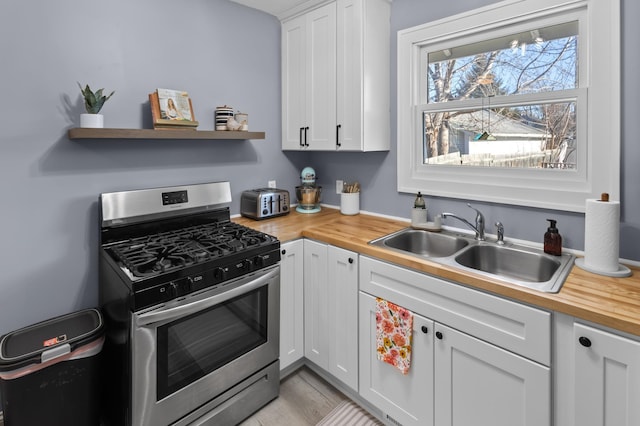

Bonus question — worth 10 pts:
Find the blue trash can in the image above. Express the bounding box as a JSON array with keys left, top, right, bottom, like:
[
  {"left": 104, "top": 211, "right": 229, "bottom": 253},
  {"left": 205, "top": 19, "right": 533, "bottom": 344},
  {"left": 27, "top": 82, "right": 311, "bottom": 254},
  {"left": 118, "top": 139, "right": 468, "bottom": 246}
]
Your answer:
[{"left": 0, "top": 308, "right": 104, "bottom": 426}]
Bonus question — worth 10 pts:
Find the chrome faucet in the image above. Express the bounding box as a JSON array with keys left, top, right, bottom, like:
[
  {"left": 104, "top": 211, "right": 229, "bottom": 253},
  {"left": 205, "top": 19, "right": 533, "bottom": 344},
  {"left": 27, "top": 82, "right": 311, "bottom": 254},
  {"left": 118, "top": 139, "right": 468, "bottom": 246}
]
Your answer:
[
  {"left": 442, "top": 204, "right": 485, "bottom": 240},
  {"left": 495, "top": 221, "right": 505, "bottom": 245}
]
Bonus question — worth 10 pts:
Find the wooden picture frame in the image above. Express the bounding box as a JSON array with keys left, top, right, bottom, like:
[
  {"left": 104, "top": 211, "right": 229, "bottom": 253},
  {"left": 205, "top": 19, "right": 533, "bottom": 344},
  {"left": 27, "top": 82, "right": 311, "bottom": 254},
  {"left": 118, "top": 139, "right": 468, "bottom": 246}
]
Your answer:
[{"left": 150, "top": 88, "right": 199, "bottom": 129}]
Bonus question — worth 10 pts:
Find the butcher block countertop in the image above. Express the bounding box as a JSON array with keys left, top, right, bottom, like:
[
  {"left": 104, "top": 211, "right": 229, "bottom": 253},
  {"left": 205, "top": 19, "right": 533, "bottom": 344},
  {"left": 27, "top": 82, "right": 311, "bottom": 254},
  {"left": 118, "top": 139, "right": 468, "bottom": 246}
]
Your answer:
[{"left": 234, "top": 208, "right": 640, "bottom": 337}]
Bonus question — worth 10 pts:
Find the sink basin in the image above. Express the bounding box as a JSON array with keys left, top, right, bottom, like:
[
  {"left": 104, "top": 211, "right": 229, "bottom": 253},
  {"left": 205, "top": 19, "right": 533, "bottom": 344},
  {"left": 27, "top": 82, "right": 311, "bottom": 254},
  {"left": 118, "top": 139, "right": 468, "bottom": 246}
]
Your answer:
[
  {"left": 454, "top": 245, "right": 559, "bottom": 283},
  {"left": 452, "top": 243, "right": 575, "bottom": 292},
  {"left": 370, "top": 229, "right": 469, "bottom": 258},
  {"left": 370, "top": 228, "right": 575, "bottom": 293}
]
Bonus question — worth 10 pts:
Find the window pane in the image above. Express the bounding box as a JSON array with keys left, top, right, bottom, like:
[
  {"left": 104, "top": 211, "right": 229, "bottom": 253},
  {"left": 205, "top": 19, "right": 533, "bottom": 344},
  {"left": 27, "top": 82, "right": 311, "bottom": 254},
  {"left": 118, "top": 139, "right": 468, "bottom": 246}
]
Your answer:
[
  {"left": 423, "top": 101, "right": 577, "bottom": 169},
  {"left": 427, "top": 22, "right": 578, "bottom": 103}
]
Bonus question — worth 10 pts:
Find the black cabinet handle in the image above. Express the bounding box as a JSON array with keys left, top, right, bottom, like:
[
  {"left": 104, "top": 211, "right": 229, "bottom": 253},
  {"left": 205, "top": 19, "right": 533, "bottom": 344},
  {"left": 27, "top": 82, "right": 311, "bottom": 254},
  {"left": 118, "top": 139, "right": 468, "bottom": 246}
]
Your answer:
[
  {"left": 421, "top": 326, "right": 428, "bottom": 334},
  {"left": 281, "top": 249, "right": 286, "bottom": 255},
  {"left": 436, "top": 331, "right": 443, "bottom": 340},
  {"left": 299, "top": 127, "right": 304, "bottom": 147},
  {"left": 579, "top": 336, "right": 592, "bottom": 347},
  {"left": 348, "top": 257, "right": 354, "bottom": 264},
  {"left": 304, "top": 127, "right": 309, "bottom": 146},
  {"left": 336, "top": 124, "right": 342, "bottom": 147}
]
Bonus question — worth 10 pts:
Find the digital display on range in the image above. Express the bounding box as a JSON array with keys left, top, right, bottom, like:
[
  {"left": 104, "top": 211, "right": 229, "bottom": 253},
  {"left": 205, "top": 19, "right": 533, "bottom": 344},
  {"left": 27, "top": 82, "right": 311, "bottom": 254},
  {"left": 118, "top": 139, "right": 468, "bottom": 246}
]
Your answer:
[{"left": 162, "top": 190, "right": 188, "bottom": 205}]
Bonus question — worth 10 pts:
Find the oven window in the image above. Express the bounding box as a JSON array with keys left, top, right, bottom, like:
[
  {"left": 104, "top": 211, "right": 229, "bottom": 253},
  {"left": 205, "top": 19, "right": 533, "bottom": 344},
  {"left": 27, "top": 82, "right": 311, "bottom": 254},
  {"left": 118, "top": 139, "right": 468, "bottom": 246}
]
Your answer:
[{"left": 156, "top": 286, "right": 268, "bottom": 400}]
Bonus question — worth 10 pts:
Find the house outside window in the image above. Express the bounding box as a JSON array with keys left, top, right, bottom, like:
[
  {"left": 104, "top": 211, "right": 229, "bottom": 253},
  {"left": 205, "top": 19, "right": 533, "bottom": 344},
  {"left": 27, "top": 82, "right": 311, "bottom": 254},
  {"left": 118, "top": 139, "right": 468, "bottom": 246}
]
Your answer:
[{"left": 397, "top": 0, "right": 620, "bottom": 212}]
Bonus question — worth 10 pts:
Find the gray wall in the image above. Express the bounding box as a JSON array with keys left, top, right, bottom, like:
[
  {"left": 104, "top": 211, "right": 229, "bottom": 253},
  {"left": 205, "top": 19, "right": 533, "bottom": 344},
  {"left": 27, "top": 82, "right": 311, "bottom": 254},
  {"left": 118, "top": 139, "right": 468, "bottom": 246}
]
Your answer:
[
  {"left": 0, "top": 0, "right": 309, "bottom": 336},
  {"left": 0, "top": 0, "right": 637, "bottom": 340}
]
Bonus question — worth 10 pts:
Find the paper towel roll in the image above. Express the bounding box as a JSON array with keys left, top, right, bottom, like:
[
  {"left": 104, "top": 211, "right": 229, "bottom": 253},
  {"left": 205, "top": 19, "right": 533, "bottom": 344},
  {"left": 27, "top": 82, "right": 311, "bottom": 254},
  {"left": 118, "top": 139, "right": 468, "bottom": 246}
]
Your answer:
[{"left": 583, "top": 198, "right": 620, "bottom": 273}]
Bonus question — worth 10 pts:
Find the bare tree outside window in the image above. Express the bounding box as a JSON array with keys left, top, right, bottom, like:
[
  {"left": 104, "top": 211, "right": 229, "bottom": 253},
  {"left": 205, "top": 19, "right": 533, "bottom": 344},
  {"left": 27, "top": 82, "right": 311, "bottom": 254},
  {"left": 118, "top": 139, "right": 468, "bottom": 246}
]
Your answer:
[{"left": 423, "top": 22, "right": 578, "bottom": 169}]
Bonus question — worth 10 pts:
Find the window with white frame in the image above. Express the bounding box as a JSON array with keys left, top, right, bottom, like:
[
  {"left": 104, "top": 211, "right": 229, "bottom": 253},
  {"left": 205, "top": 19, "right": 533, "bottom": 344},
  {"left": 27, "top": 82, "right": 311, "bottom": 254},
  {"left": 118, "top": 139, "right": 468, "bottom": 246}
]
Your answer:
[{"left": 397, "top": 0, "right": 619, "bottom": 212}]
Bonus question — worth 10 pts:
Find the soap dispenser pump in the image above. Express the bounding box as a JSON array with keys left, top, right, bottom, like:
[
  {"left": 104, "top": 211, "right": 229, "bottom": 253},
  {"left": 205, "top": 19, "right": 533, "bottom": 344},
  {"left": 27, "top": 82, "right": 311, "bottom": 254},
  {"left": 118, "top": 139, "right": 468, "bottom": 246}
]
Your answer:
[
  {"left": 544, "top": 219, "right": 562, "bottom": 256},
  {"left": 411, "top": 192, "right": 427, "bottom": 225}
]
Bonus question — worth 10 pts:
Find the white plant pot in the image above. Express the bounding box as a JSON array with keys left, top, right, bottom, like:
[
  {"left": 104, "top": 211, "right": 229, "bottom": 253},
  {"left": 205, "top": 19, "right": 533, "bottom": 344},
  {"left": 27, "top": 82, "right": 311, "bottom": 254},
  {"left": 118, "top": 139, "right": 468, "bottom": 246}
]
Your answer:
[{"left": 80, "top": 113, "right": 104, "bottom": 128}]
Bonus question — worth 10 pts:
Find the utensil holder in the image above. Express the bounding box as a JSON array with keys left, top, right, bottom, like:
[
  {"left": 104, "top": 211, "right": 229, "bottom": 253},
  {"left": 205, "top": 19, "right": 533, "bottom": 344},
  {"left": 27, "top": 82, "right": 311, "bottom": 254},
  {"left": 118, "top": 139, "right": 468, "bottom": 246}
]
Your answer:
[{"left": 340, "top": 193, "right": 360, "bottom": 215}]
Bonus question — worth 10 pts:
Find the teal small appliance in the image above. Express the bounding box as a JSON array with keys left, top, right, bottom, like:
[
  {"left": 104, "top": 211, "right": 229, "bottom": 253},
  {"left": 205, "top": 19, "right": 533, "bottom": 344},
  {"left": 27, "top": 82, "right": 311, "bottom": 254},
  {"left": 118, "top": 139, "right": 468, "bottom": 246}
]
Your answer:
[{"left": 295, "top": 166, "right": 322, "bottom": 213}]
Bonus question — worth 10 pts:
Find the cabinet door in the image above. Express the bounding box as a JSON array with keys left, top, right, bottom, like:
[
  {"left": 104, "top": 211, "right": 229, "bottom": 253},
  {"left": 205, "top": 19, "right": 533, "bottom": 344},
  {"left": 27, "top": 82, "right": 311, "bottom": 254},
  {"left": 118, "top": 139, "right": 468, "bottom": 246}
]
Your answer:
[
  {"left": 305, "top": 3, "right": 337, "bottom": 150},
  {"left": 336, "top": 0, "right": 390, "bottom": 151},
  {"left": 573, "top": 323, "right": 640, "bottom": 426},
  {"left": 336, "top": 0, "right": 361, "bottom": 150},
  {"left": 434, "top": 323, "right": 550, "bottom": 426},
  {"left": 327, "top": 245, "right": 358, "bottom": 390},
  {"left": 279, "top": 240, "right": 304, "bottom": 370},
  {"left": 282, "top": 15, "right": 307, "bottom": 150},
  {"left": 303, "top": 239, "right": 329, "bottom": 368},
  {"left": 359, "top": 292, "right": 435, "bottom": 426}
]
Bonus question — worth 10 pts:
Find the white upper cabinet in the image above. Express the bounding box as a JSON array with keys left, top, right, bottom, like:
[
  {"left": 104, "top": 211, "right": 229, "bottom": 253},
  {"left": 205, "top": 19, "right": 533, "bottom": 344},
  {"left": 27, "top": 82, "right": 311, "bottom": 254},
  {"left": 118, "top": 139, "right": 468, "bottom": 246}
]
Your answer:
[
  {"left": 281, "top": 0, "right": 390, "bottom": 151},
  {"left": 282, "top": 4, "right": 336, "bottom": 150},
  {"left": 336, "top": 0, "right": 390, "bottom": 151}
]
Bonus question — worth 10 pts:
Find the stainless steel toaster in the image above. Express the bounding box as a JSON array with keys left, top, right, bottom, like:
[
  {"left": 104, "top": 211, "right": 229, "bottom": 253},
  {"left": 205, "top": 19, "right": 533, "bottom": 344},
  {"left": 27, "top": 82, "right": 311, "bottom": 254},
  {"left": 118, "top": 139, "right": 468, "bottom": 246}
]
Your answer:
[{"left": 240, "top": 188, "right": 290, "bottom": 220}]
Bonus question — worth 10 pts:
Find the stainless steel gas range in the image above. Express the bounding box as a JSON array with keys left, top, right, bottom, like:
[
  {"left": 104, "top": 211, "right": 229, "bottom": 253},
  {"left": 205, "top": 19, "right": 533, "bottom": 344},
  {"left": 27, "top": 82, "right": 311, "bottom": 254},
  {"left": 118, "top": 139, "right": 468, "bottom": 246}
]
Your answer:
[{"left": 98, "top": 181, "right": 280, "bottom": 426}]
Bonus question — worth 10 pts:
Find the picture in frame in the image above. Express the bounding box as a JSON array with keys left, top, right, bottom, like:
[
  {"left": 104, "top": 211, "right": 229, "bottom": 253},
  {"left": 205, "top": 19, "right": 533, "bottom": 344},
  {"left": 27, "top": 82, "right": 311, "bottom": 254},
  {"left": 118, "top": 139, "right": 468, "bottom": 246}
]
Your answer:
[{"left": 150, "top": 88, "right": 199, "bottom": 129}]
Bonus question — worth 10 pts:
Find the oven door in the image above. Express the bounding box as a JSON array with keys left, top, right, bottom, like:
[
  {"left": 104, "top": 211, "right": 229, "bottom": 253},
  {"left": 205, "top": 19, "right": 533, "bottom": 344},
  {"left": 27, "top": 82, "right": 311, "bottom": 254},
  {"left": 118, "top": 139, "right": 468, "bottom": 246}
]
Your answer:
[{"left": 130, "top": 265, "right": 280, "bottom": 426}]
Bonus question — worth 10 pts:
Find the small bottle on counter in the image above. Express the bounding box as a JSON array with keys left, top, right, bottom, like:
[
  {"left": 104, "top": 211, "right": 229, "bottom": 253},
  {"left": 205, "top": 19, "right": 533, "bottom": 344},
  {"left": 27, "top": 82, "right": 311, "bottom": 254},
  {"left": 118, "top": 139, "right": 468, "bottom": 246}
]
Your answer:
[
  {"left": 411, "top": 192, "right": 427, "bottom": 225},
  {"left": 544, "top": 219, "right": 562, "bottom": 256}
]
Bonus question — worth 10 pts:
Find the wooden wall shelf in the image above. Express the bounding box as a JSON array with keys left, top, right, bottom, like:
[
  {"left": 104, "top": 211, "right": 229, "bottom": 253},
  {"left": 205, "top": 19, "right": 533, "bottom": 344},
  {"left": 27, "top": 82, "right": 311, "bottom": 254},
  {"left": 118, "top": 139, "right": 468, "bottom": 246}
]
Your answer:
[{"left": 68, "top": 128, "right": 265, "bottom": 140}]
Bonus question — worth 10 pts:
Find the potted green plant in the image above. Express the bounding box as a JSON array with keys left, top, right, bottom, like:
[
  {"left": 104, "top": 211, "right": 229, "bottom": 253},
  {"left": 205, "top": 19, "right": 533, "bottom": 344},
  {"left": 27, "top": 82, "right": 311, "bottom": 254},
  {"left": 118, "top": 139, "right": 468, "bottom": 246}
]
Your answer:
[{"left": 78, "top": 83, "right": 115, "bottom": 128}]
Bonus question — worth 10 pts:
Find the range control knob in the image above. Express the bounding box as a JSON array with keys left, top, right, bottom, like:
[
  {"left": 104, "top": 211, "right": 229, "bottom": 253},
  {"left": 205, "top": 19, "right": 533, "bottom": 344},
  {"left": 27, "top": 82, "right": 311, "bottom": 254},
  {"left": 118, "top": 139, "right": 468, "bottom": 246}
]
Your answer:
[
  {"left": 167, "top": 282, "right": 179, "bottom": 300},
  {"left": 234, "top": 259, "right": 252, "bottom": 273},
  {"left": 213, "top": 267, "right": 228, "bottom": 282},
  {"left": 161, "top": 283, "right": 176, "bottom": 301},
  {"left": 254, "top": 254, "right": 270, "bottom": 269},
  {"left": 189, "top": 274, "right": 206, "bottom": 291},
  {"left": 168, "top": 279, "right": 192, "bottom": 298},
  {"left": 243, "top": 259, "right": 253, "bottom": 270},
  {"left": 180, "top": 278, "right": 192, "bottom": 296}
]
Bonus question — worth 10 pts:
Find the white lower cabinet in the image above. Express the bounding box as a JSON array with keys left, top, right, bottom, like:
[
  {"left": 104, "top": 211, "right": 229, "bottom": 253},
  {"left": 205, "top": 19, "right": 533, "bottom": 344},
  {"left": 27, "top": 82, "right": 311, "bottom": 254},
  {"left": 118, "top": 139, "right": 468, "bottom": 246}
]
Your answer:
[
  {"left": 555, "top": 315, "right": 640, "bottom": 426},
  {"left": 279, "top": 240, "right": 304, "bottom": 370},
  {"left": 289, "top": 243, "right": 640, "bottom": 426},
  {"left": 358, "top": 256, "right": 551, "bottom": 426},
  {"left": 303, "top": 239, "right": 359, "bottom": 390},
  {"left": 433, "top": 323, "right": 550, "bottom": 426},
  {"left": 359, "top": 292, "right": 435, "bottom": 426}
]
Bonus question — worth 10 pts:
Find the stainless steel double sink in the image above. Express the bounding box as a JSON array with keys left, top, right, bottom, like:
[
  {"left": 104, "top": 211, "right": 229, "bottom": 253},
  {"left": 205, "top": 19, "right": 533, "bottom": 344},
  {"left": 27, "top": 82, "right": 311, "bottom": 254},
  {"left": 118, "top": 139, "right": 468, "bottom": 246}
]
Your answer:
[{"left": 369, "top": 228, "right": 575, "bottom": 293}]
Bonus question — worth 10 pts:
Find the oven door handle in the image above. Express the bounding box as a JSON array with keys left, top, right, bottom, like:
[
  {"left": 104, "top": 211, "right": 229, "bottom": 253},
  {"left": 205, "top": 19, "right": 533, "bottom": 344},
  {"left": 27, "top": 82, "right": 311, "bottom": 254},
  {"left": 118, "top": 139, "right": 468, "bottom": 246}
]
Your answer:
[{"left": 135, "top": 267, "right": 278, "bottom": 326}]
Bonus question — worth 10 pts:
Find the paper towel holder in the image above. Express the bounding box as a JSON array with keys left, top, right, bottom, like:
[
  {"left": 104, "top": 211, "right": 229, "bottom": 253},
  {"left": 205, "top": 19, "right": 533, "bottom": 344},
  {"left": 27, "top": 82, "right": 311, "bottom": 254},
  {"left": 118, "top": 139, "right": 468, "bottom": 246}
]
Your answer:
[
  {"left": 574, "top": 192, "right": 631, "bottom": 277},
  {"left": 574, "top": 258, "right": 631, "bottom": 277}
]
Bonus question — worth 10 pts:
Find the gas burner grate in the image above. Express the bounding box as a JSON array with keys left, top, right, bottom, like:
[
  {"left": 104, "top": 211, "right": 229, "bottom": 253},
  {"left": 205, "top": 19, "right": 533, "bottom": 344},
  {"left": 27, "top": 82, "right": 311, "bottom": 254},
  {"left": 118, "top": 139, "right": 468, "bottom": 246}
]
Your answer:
[{"left": 107, "top": 222, "right": 276, "bottom": 278}]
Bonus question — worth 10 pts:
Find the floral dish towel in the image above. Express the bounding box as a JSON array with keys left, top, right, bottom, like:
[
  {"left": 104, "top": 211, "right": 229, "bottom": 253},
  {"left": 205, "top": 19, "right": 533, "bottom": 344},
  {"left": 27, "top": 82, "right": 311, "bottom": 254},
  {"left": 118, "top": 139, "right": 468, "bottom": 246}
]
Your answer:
[{"left": 376, "top": 297, "right": 414, "bottom": 374}]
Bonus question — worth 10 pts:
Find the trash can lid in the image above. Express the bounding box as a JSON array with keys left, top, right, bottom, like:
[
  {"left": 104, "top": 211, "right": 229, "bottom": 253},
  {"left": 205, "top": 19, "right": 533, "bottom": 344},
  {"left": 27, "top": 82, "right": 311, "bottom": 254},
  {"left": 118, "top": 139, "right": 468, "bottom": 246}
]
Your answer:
[{"left": 0, "top": 308, "right": 103, "bottom": 367}]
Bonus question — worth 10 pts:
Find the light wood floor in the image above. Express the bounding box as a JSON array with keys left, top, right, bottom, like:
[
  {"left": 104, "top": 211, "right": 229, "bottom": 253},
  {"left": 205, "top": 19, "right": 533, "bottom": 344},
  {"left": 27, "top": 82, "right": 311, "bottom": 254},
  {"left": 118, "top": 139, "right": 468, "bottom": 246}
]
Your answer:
[
  {"left": 0, "top": 367, "right": 345, "bottom": 426},
  {"left": 240, "top": 367, "right": 348, "bottom": 426}
]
